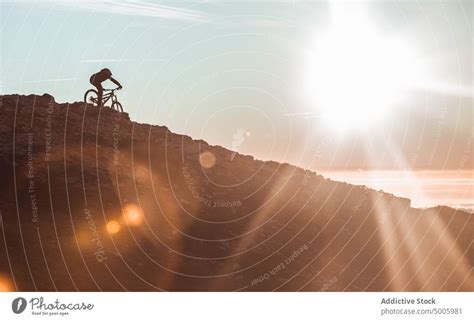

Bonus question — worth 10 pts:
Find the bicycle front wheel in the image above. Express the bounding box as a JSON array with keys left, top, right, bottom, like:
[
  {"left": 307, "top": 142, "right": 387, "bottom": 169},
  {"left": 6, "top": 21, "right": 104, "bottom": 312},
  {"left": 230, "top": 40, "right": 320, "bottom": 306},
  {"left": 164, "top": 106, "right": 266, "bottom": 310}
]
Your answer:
[
  {"left": 84, "top": 89, "right": 99, "bottom": 106},
  {"left": 111, "top": 102, "right": 123, "bottom": 113}
]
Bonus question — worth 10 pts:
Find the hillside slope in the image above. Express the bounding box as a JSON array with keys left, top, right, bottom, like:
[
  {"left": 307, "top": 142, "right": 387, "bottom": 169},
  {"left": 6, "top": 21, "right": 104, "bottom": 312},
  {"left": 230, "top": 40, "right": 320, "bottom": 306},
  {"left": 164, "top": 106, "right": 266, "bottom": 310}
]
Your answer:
[{"left": 0, "top": 94, "right": 472, "bottom": 291}]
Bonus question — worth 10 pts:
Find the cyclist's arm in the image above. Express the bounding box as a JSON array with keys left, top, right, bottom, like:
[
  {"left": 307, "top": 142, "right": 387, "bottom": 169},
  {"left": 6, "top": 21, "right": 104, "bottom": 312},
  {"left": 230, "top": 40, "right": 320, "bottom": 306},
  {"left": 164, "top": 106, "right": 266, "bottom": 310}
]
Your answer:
[{"left": 110, "top": 77, "right": 122, "bottom": 88}]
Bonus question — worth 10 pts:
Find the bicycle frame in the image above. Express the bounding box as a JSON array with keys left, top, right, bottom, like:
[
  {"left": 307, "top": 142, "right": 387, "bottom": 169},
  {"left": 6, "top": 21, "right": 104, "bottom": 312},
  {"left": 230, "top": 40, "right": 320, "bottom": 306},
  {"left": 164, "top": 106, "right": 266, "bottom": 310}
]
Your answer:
[{"left": 101, "top": 89, "right": 117, "bottom": 105}]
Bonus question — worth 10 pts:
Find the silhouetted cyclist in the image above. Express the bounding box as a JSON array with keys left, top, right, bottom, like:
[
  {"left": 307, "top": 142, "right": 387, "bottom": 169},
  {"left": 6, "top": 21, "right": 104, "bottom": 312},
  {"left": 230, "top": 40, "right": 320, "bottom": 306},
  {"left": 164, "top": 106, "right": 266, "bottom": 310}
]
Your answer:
[{"left": 89, "top": 68, "right": 122, "bottom": 107}]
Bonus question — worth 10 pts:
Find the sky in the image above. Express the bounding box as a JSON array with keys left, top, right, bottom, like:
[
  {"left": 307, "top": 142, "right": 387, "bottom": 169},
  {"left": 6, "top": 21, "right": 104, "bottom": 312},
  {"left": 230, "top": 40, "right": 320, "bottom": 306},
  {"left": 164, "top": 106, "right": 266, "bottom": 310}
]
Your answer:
[{"left": 1, "top": 0, "right": 472, "bottom": 171}]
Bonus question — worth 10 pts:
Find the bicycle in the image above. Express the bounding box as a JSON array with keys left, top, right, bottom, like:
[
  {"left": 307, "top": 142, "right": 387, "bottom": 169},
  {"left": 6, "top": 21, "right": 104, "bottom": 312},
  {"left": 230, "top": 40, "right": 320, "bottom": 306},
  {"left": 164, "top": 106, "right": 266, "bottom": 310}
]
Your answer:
[{"left": 84, "top": 87, "right": 123, "bottom": 112}]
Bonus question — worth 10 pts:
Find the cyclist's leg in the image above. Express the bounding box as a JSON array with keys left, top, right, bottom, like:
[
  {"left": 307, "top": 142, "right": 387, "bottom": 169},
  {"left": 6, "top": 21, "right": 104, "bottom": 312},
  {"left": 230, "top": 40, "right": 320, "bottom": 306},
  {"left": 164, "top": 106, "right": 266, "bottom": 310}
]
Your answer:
[{"left": 94, "top": 82, "right": 103, "bottom": 107}]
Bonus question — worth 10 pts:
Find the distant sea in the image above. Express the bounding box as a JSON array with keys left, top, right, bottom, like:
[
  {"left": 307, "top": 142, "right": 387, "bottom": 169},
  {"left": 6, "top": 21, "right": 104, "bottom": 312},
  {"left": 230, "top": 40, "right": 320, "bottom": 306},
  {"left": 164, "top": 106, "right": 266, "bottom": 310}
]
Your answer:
[{"left": 320, "top": 170, "right": 473, "bottom": 213}]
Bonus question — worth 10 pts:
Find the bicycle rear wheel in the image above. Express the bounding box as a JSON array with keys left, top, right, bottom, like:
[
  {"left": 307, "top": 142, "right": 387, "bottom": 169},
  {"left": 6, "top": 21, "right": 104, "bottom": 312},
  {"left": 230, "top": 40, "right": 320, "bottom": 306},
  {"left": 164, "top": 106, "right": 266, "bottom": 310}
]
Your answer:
[
  {"left": 111, "top": 102, "right": 123, "bottom": 113},
  {"left": 84, "top": 89, "right": 99, "bottom": 106}
]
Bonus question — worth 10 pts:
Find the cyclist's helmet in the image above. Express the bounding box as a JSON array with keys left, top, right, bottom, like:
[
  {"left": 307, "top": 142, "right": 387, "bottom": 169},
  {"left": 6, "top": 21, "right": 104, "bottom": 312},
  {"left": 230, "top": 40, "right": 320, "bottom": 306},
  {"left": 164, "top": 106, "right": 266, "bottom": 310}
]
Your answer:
[{"left": 101, "top": 68, "right": 112, "bottom": 77}]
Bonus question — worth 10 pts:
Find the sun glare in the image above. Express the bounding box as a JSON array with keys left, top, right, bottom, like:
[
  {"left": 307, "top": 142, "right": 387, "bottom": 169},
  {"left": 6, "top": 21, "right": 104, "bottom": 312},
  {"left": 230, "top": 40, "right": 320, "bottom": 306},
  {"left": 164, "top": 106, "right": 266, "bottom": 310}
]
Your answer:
[{"left": 306, "top": 11, "right": 422, "bottom": 131}]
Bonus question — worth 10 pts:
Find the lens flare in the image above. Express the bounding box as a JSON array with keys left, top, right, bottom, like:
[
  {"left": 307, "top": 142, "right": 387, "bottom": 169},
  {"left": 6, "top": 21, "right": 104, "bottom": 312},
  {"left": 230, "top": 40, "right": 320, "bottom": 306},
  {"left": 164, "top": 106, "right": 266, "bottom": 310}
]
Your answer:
[
  {"left": 106, "top": 220, "right": 121, "bottom": 234},
  {"left": 199, "top": 151, "right": 216, "bottom": 169},
  {"left": 124, "top": 204, "right": 144, "bottom": 227},
  {"left": 0, "top": 274, "right": 14, "bottom": 292}
]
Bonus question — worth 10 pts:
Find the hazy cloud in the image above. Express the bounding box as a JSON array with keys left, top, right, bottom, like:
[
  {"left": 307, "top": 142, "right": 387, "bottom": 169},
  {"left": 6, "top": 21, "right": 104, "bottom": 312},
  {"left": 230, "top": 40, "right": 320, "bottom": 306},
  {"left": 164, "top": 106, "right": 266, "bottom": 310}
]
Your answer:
[
  {"left": 3, "top": 0, "right": 209, "bottom": 22},
  {"left": 80, "top": 58, "right": 136, "bottom": 63},
  {"left": 23, "top": 77, "right": 77, "bottom": 83}
]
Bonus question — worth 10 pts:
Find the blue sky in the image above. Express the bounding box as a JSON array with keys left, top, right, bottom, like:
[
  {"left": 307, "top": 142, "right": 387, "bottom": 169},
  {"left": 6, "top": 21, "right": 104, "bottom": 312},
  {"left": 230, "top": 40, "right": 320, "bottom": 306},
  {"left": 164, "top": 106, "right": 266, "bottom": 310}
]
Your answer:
[{"left": 1, "top": 1, "right": 472, "bottom": 170}]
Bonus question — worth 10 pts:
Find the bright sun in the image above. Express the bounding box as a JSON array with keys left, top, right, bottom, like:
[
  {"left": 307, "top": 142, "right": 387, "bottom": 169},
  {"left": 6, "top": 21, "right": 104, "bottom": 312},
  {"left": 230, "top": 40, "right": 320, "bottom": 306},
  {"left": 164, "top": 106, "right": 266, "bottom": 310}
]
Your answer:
[{"left": 306, "top": 11, "right": 422, "bottom": 131}]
